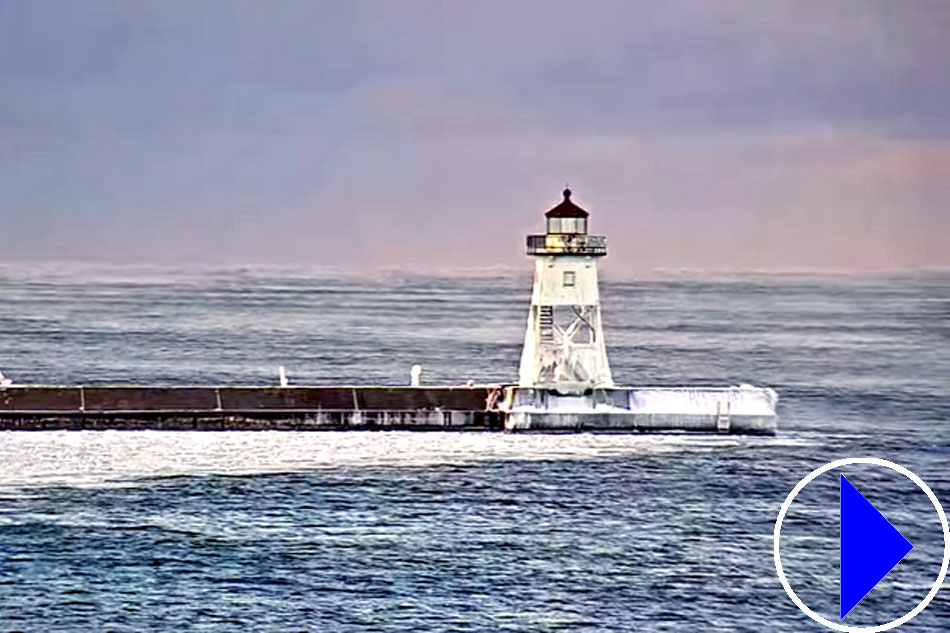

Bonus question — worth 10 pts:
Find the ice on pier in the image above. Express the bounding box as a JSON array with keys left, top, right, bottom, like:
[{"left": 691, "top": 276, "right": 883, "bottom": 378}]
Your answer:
[
  {"left": 514, "top": 385, "right": 776, "bottom": 415},
  {"left": 505, "top": 385, "right": 778, "bottom": 433},
  {"left": 627, "top": 385, "right": 778, "bottom": 416}
]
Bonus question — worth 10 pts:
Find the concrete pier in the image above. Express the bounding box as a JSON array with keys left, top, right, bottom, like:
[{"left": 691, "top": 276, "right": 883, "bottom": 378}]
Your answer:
[
  {"left": 0, "top": 384, "right": 776, "bottom": 434},
  {"left": 0, "top": 385, "right": 503, "bottom": 431}
]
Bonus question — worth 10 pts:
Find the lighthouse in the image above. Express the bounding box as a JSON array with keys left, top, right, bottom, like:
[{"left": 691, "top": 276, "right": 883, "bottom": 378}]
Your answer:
[
  {"left": 518, "top": 188, "right": 613, "bottom": 392},
  {"left": 506, "top": 188, "right": 778, "bottom": 432}
]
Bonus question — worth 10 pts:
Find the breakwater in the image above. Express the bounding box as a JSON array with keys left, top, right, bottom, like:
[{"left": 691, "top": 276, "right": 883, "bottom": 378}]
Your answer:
[
  {"left": 0, "top": 386, "right": 503, "bottom": 431},
  {"left": 0, "top": 384, "right": 777, "bottom": 434}
]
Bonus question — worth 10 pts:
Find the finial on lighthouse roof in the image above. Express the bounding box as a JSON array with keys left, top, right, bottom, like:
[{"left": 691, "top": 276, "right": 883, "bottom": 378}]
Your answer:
[{"left": 545, "top": 186, "right": 588, "bottom": 217}]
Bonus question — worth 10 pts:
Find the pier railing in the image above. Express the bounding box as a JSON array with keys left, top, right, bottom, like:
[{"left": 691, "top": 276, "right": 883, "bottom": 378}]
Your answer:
[{"left": 527, "top": 234, "right": 607, "bottom": 256}]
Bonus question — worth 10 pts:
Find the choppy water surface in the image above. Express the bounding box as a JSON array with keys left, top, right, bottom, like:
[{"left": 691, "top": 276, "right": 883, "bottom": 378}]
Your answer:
[{"left": 0, "top": 264, "right": 948, "bottom": 632}]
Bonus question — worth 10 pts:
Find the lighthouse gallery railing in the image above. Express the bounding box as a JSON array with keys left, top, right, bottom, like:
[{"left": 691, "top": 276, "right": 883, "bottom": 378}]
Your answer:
[{"left": 526, "top": 234, "right": 607, "bottom": 256}]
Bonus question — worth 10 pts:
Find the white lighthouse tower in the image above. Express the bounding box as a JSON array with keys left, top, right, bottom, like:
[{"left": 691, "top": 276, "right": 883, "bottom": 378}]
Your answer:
[{"left": 518, "top": 188, "right": 612, "bottom": 392}]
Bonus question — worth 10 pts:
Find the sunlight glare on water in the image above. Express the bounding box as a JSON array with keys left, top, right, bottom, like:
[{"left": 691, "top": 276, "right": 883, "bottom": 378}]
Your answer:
[{"left": 0, "top": 431, "right": 804, "bottom": 490}]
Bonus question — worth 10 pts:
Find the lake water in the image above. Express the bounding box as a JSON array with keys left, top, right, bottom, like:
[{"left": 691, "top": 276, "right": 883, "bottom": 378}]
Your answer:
[{"left": 0, "top": 264, "right": 948, "bottom": 631}]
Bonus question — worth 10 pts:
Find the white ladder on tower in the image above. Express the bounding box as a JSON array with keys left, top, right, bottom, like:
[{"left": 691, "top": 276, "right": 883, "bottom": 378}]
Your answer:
[{"left": 539, "top": 305, "right": 554, "bottom": 341}]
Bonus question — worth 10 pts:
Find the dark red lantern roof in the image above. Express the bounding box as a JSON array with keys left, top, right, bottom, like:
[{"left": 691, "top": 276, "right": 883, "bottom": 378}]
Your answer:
[{"left": 545, "top": 188, "right": 589, "bottom": 217}]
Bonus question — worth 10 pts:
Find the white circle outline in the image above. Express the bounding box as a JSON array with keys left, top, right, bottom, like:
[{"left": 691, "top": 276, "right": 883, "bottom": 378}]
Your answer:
[{"left": 774, "top": 457, "right": 950, "bottom": 632}]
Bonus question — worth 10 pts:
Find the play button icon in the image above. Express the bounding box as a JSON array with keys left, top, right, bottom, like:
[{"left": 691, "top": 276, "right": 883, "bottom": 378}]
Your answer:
[
  {"left": 839, "top": 474, "right": 913, "bottom": 619},
  {"left": 775, "top": 458, "right": 950, "bottom": 632}
]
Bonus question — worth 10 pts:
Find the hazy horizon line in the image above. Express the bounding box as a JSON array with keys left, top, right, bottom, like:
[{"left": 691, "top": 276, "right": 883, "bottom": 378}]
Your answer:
[{"left": 0, "top": 258, "right": 947, "bottom": 281}]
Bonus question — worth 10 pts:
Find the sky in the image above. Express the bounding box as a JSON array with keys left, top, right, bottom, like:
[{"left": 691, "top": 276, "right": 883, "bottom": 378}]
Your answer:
[{"left": 1, "top": 0, "right": 948, "bottom": 272}]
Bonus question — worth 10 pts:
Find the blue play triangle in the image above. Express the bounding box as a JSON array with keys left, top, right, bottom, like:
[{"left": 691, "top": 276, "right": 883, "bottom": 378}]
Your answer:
[{"left": 840, "top": 474, "right": 913, "bottom": 619}]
